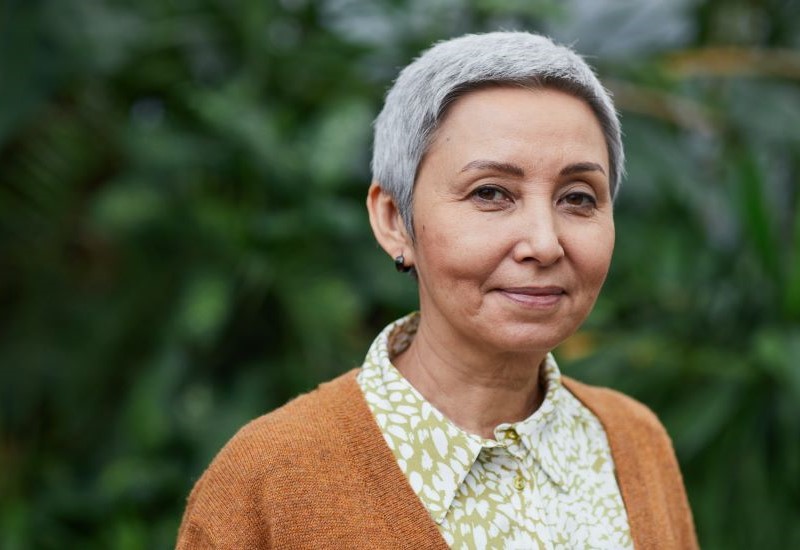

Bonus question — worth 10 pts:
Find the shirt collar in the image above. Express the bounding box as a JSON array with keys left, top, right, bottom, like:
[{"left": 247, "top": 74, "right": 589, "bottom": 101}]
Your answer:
[
  {"left": 360, "top": 313, "right": 582, "bottom": 522},
  {"left": 495, "top": 353, "right": 583, "bottom": 490},
  {"left": 361, "top": 314, "right": 487, "bottom": 524}
]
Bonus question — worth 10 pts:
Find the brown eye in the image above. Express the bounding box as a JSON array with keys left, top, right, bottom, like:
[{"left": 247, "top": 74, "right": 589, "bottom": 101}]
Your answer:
[
  {"left": 563, "top": 192, "right": 596, "bottom": 207},
  {"left": 473, "top": 186, "right": 509, "bottom": 202}
]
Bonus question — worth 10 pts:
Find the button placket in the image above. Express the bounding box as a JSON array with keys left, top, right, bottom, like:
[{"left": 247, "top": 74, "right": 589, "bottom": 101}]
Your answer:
[
  {"left": 501, "top": 428, "right": 528, "bottom": 492},
  {"left": 504, "top": 429, "right": 527, "bottom": 463}
]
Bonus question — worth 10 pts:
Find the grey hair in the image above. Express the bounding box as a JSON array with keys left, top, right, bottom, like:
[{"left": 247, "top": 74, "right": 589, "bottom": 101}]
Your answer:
[{"left": 371, "top": 31, "right": 624, "bottom": 237}]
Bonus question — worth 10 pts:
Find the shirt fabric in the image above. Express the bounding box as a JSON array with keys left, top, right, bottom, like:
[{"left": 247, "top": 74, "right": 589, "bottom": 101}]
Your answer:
[{"left": 357, "top": 313, "right": 633, "bottom": 549}]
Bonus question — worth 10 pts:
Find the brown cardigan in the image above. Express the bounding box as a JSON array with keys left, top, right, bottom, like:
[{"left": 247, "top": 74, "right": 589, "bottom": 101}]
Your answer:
[{"left": 177, "top": 370, "right": 698, "bottom": 549}]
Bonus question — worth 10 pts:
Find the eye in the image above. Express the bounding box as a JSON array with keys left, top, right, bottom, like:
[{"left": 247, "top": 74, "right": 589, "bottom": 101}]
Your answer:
[
  {"left": 471, "top": 185, "right": 511, "bottom": 203},
  {"left": 561, "top": 191, "right": 597, "bottom": 209}
]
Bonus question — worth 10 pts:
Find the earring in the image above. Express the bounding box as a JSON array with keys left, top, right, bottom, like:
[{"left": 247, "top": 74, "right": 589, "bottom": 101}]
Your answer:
[{"left": 394, "top": 255, "right": 411, "bottom": 273}]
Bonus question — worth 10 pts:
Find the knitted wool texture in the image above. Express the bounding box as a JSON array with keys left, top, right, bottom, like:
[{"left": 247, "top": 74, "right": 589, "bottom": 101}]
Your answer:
[{"left": 177, "top": 370, "right": 698, "bottom": 549}]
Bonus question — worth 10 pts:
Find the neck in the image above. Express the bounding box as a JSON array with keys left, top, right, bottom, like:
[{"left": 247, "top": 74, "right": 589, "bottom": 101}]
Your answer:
[{"left": 392, "top": 318, "right": 547, "bottom": 440}]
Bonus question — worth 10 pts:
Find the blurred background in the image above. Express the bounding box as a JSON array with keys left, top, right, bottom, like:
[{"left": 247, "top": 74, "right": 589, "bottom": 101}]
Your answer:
[{"left": 1, "top": 0, "right": 799, "bottom": 548}]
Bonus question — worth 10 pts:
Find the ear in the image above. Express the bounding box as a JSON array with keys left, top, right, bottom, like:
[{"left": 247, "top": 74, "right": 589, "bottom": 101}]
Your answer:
[{"left": 366, "top": 181, "right": 414, "bottom": 265}]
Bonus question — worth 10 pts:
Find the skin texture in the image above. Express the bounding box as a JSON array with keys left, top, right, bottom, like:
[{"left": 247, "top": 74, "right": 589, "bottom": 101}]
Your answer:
[{"left": 367, "top": 87, "right": 614, "bottom": 438}]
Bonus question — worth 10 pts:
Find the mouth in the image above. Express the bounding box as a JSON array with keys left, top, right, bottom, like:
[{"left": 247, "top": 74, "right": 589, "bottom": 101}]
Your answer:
[{"left": 497, "top": 286, "right": 566, "bottom": 308}]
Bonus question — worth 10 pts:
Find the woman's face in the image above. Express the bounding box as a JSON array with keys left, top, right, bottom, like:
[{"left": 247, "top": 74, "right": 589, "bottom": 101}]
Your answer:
[{"left": 409, "top": 86, "right": 614, "bottom": 356}]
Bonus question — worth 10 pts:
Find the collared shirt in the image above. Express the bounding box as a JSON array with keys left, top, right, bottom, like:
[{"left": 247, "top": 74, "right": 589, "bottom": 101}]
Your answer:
[{"left": 357, "top": 314, "right": 633, "bottom": 549}]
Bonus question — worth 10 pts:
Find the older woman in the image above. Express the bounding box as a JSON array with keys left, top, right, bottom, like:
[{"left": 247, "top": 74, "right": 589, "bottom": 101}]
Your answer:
[{"left": 177, "top": 32, "right": 697, "bottom": 549}]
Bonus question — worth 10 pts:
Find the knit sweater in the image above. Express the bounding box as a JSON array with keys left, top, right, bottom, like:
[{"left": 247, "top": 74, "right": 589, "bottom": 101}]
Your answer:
[{"left": 176, "top": 370, "right": 698, "bottom": 549}]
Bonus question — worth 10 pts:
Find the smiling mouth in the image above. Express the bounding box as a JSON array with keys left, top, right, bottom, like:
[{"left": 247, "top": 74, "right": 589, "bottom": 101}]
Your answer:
[{"left": 497, "top": 287, "right": 566, "bottom": 307}]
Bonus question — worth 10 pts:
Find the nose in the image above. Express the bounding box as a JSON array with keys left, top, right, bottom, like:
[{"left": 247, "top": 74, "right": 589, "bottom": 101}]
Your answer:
[{"left": 511, "top": 207, "right": 565, "bottom": 267}]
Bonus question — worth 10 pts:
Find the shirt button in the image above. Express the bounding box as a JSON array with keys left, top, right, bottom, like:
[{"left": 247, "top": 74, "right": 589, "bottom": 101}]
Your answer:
[
  {"left": 506, "top": 429, "right": 519, "bottom": 441},
  {"left": 513, "top": 475, "right": 525, "bottom": 491}
]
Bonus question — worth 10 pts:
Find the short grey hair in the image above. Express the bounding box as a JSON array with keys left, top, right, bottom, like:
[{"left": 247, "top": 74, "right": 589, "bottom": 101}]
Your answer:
[{"left": 371, "top": 31, "right": 624, "bottom": 237}]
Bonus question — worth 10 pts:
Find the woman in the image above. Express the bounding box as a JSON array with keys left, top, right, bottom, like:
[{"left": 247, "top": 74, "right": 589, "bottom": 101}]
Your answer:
[{"left": 177, "top": 32, "right": 697, "bottom": 549}]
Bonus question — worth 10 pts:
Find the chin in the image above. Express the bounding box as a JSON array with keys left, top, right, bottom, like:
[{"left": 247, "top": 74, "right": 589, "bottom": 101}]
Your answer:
[{"left": 486, "top": 324, "right": 577, "bottom": 355}]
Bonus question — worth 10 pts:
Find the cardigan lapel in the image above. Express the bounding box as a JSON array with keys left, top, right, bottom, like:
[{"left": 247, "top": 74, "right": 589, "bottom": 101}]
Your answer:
[
  {"left": 323, "top": 370, "right": 451, "bottom": 550},
  {"left": 563, "top": 377, "right": 697, "bottom": 550},
  {"left": 317, "top": 371, "right": 695, "bottom": 550}
]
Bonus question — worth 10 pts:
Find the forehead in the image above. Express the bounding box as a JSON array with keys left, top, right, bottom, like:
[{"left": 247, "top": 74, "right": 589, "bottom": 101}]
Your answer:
[{"left": 423, "top": 86, "right": 609, "bottom": 175}]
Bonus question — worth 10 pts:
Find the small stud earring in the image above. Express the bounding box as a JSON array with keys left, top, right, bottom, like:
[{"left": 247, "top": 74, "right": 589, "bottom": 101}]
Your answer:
[{"left": 394, "top": 255, "right": 411, "bottom": 273}]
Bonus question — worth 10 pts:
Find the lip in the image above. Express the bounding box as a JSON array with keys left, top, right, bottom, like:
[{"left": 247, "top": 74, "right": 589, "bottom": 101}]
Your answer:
[{"left": 497, "top": 286, "right": 566, "bottom": 308}]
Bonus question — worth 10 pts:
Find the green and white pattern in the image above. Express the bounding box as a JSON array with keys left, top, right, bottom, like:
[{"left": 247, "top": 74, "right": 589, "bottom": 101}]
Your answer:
[{"left": 357, "top": 314, "right": 633, "bottom": 549}]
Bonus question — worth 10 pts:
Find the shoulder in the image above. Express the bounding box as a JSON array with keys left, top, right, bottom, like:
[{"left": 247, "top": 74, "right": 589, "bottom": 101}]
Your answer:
[
  {"left": 561, "top": 380, "right": 698, "bottom": 548},
  {"left": 561, "top": 376, "right": 680, "bottom": 466},
  {"left": 198, "top": 368, "right": 362, "bottom": 483},
  {"left": 561, "top": 376, "right": 682, "bottom": 486},
  {"left": 177, "top": 369, "right": 364, "bottom": 546},
  {"left": 562, "top": 376, "right": 668, "bottom": 437}
]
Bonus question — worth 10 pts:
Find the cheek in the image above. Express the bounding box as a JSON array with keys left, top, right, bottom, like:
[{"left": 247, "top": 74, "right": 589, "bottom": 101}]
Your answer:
[
  {"left": 570, "top": 224, "right": 615, "bottom": 287},
  {"left": 416, "top": 214, "right": 504, "bottom": 285}
]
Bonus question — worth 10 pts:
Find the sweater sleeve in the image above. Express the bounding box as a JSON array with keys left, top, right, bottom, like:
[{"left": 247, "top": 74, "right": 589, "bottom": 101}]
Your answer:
[
  {"left": 174, "top": 421, "right": 275, "bottom": 549},
  {"left": 176, "top": 474, "right": 220, "bottom": 550},
  {"left": 176, "top": 520, "right": 216, "bottom": 550}
]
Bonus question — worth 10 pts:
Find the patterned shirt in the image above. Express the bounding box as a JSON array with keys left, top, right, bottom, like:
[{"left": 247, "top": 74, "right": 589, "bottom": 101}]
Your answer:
[{"left": 356, "top": 314, "right": 633, "bottom": 549}]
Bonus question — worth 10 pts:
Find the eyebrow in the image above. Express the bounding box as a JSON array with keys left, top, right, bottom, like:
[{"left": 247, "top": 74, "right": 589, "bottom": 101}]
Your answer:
[
  {"left": 559, "top": 162, "right": 606, "bottom": 177},
  {"left": 459, "top": 159, "right": 606, "bottom": 178},
  {"left": 459, "top": 160, "right": 525, "bottom": 177}
]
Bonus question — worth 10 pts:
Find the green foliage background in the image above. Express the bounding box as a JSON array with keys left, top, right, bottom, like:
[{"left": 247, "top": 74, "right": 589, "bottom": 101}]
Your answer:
[{"left": 2, "top": 0, "right": 799, "bottom": 548}]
